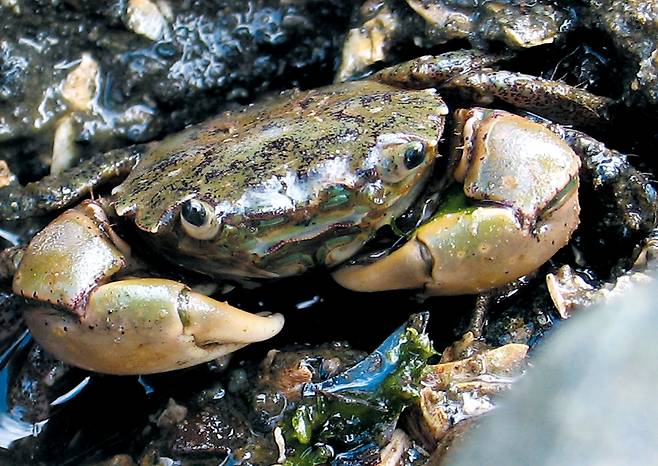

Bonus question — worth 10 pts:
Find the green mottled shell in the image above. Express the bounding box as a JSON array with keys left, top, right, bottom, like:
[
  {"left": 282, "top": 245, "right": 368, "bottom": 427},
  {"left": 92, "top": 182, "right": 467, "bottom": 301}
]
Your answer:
[{"left": 113, "top": 80, "right": 447, "bottom": 279}]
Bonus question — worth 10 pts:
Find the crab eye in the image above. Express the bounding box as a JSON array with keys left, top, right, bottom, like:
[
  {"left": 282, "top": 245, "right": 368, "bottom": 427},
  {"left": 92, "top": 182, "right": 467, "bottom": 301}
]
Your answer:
[
  {"left": 376, "top": 140, "right": 429, "bottom": 183},
  {"left": 404, "top": 142, "right": 425, "bottom": 169},
  {"left": 180, "top": 199, "right": 220, "bottom": 240}
]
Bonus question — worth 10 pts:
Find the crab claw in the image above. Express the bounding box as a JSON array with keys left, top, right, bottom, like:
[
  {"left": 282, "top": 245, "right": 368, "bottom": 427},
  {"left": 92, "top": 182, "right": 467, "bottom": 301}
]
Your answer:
[
  {"left": 13, "top": 201, "right": 284, "bottom": 374},
  {"left": 333, "top": 109, "right": 581, "bottom": 295},
  {"left": 23, "top": 279, "right": 284, "bottom": 375}
]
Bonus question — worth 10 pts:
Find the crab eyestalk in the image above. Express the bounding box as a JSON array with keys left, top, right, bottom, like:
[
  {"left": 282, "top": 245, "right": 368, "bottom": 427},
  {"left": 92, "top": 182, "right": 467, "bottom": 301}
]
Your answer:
[
  {"left": 13, "top": 201, "right": 284, "bottom": 374},
  {"left": 333, "top": 108, "right": 581, "bottom": 295}
]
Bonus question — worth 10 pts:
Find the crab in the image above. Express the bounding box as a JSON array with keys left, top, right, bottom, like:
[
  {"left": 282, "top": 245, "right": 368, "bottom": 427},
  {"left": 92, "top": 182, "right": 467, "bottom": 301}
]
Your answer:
[{"left": 0, "top": 49, "right": 612, "bottom": 374}]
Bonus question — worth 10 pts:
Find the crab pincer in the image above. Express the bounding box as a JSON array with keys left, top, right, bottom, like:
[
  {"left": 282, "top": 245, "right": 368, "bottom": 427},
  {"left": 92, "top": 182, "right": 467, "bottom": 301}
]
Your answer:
[
  {"left": 13, "top": 201, "right": 284, "bottom": 374},
  {"left": 333, "top": 108, "right": 581, "bottom": 295}
]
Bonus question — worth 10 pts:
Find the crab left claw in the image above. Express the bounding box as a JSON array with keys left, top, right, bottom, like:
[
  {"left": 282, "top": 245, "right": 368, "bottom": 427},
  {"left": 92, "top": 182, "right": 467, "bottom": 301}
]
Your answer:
[
  {"left": 13, "top": 201, "right": 284, "bottom": 374},
  {"left": 333, "top": 108, "right": 581, "bottom": 295}
]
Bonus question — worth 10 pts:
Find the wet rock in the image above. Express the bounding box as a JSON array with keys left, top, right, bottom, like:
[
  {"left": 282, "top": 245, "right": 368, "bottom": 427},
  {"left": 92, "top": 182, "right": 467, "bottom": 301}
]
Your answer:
[
  {"left": 405, "top": 335, "right": 527, "bottom": 452},
  {"left": 446, "top": 277, "right": 658, "bottom": 465},
  {"left": 168, "top": 402, "right": 252, "bottom": 457},
  {"left": 257, "top": 343, "right": 366, "bottom": 402},
  {"left": 0, "top": 0, "right": 354, "bottom": 180},
  {"left": 122, "top": 342, "right": 369, "bottom": 465},
  {"left": 0, "top": 286, "right": 24, "bottom": 352},
  {"left": 337, "top": 0, "right": 576, "bottom": 80},
  {"left": 7, "top": 343, "right": 73, "bottom": 424},
  {"left": 546, "top": 226, "right": 658, "bottom": 318},
  {"left": 584, "top": 0, "right": 658, "bottom": 108}
]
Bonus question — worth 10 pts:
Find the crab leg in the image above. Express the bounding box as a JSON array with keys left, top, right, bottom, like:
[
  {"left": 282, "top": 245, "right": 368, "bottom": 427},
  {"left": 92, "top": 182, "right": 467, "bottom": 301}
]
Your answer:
[
  {"left": 441, "top": 69, "right": 613, "bottom": 129},
  {"left": 370, "top": 50, "right": 510, "bottom": 89},
  {"left": 13, "top": 200, "right": 283, "bottom": 374},
  {"left": 0, "top": 144, "right": 145, "bottom": 221},
  {"left": 333, "top": 108, "right": 581, "bottom": 295},
  {"left": 370, "top": 50, "right": 614, "bottom": 130}
]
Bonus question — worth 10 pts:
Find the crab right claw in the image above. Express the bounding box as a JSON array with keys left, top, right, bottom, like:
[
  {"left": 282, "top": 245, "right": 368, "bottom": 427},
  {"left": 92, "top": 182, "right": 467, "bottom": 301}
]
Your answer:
[
  {"left": 333, "top": 108, "right": 581, "bottom": 295},
  {"left": 13, "top": 201, "right": 284, "bottom": 375}
]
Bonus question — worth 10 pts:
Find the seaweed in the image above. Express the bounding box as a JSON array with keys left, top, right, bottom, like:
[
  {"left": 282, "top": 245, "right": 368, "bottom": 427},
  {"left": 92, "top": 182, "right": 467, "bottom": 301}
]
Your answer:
[{"left": 281, "top": 313, "right": 435, "bottom": 465}]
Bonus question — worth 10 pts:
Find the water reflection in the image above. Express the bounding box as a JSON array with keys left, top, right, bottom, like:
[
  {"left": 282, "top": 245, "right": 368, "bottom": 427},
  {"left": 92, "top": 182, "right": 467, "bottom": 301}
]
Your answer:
[
  {"left": 0, "top": 414, "right": 47, "bottom": 449},
  {"left": 50, "top": 376, "right": 90, "bottom": 407},
  {"left": 0, "top": 331, "right": 36, "bottom": 448},
  {"left": 0, "top": 330, "right": 91, "bottom": 450}
]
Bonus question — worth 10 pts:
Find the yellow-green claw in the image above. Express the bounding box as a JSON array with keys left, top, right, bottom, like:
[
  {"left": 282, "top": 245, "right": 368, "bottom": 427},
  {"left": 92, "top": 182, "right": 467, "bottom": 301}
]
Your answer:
[
  {"left": 13, "top": 200, "right": 284, "bottom": 375},
  {"left": 334, "top": 108, "right": 581, "bottom": 295},
  {"left": 334, "top": 188, "right": 579, "bottom": 295},
  {"left": 24, "top": 279, "right": 284, "bottom": 375}
]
